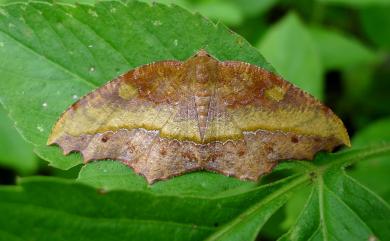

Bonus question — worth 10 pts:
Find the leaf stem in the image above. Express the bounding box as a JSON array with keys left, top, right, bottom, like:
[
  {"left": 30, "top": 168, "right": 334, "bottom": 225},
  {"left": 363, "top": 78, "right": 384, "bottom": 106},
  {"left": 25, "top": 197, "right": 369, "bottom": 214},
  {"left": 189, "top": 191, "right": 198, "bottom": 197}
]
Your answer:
[
  {"left": 206, "top": 175, "right": 310, "bottom": 240},
  {"left": 318, "top": 177, "right": 328, "bottom": 241}
]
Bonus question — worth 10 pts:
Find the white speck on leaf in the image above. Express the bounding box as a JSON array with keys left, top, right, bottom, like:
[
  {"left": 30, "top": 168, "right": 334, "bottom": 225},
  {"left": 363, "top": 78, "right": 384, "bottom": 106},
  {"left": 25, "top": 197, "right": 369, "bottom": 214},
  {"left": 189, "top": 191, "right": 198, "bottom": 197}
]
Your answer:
[
  {"left": 37, "top": 125, "right": 44, "bottom": 132},
  {"left": 72, "top": 95, "right": 78, "bottom": 100},
  {"left": 88, "top": 44, "right": 93, "bottom": 48},
  {"left": 98, "top": 188, "right": 108, "bottom": 194},
  {"left": 88, "top": 9, "right": 98, "bottom": 17},
  {"left": 368, "top": 236, "right": 377, "bottom": 241},
  {"left": 173, "top": 39, "right": 178, "bottom": 46},
  {"left": 42, "top": 102, "right": 48, "bottom": 108},
  {"left": 153, "top": 20, "right": 162, "bottom": 26},
  {"left": 89, "top": 66, "right": 96, "bottom": 72},
  {"left": 0, "top": 9, "right": 9, "bottom": 17}
]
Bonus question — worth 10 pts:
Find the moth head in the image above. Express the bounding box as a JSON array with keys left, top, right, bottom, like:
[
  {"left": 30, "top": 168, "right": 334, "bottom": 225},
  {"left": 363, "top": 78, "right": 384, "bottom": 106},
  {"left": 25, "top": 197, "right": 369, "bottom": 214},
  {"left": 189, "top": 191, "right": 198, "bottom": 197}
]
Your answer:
[{"left": 194, "top": 49, "right": 212, "bottom": 58}]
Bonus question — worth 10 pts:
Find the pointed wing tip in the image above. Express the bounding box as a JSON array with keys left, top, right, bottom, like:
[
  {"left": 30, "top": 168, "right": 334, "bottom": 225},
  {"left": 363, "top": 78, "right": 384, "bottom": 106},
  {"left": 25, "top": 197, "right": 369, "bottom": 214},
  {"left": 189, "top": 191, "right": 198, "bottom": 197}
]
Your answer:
[
  {"left": 46, "top": 138, "right": 58, "bottom": 147},
  {"left": 329, "top": 113, "right": 351, "bottom": 148},
  {"left": 46, "top": 132, "right": 55, "bottom": 146},
  {"left": 338, "top": 124, "right": 351, "bottom": 148},
  {"left": 343, "top": 135, "right": 352, "bottom": 147}
]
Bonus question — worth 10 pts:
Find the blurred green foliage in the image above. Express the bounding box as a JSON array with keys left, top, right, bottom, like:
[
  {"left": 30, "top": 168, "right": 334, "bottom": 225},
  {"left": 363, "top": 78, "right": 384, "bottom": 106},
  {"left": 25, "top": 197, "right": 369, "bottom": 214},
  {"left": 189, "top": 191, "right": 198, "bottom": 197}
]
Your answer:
[
  {"left": 0, "top": 105, "right": 37, "bottom": 175},
  {"left": 258, "top": 12, "right": 324, "bottom": 99},
  {"left": 0, "top": 0, "right": 389, "bottom": 240}
]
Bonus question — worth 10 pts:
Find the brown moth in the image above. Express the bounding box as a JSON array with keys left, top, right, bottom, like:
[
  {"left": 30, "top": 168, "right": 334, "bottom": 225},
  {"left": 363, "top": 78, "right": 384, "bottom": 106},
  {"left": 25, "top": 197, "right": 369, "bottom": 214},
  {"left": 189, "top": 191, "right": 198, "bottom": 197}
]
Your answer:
[{"left": 48, "top": 50, "right": 350, "bottom": 184}]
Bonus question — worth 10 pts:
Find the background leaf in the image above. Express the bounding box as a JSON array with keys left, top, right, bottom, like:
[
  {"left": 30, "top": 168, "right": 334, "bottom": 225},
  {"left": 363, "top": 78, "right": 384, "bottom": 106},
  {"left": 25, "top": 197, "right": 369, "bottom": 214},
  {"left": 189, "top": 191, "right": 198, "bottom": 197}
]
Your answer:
[
  {"left": 0, "top": 105, "right": 37, "bottom": 174},
  {"left": 141, "top": 0, "right": 279, "bottom": 25},
  {"left": 309, "top": 26, "right": 378, "bottom": 70},
  {"left": 278, "top": 146, "right": 390, "bottom": 241},
  {"left": 279, "top": 173, "right": 390, "bottom": 241},
  {"left": 257, "top": 12, "right": 323, "bottom": 99},
  {"left": 360, "top": 5, "right": 390, "bottom": 50},
  {"left": 317, "top": 0, "right": 390, "bottom": 7},
  {"left": 349, "top": 118, "right": 390, "bottom": 202},
  {"left": 190, "top": 1, "right": 243, "bottom": 26},
  {"left": 227, "top": 0, "right": 278, "bottom": 18}
]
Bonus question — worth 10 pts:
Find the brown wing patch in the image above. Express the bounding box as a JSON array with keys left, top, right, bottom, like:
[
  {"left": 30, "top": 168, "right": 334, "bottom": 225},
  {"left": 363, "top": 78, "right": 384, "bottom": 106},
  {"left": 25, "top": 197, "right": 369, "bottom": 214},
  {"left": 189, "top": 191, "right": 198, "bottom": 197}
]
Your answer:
[
  {"left": 217, "top": 61, "right": 350, "bottom": 145},
  {"left": 48, "top": 50, "right": 350, "bottom": 184}
]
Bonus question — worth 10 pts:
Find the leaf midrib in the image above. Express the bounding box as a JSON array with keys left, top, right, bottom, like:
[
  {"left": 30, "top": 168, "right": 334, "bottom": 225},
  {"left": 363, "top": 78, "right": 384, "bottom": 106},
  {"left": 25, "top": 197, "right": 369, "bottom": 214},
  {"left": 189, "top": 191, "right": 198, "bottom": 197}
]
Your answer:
[{"left": 318, "top": 176, "right": 329, "bottom": 241}]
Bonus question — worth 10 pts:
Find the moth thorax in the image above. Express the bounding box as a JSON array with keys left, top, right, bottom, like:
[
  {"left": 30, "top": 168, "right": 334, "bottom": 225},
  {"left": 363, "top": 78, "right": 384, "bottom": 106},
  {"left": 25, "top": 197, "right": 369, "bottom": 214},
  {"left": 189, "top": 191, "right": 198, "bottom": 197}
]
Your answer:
[
  {"left": 194, "top": 79, "right": 212, "bottom": 141},
  {"left": 195, "top": 64, "right": 210, "bottom": 83}
]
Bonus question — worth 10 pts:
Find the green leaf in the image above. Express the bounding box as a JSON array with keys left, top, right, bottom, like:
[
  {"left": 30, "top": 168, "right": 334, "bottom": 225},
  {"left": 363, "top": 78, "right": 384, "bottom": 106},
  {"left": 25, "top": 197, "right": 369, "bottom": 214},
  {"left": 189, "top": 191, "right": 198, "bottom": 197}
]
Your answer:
[
  {"left": 279, "top": 174, "right": 390, "bottom": 241},
  {"left": 342, "top": 61, "right": 376, "bottom": 102},
  {"left": 192, "top": 1, "right": 244, "bottom": 26},
  {"left": 360, "top": 5, "right": 390, "bottom": 49},
  {"left": 228, "top": 0, "right": 278, "bottom": 18},
  {"left": 317, "top": 0, "right": 390, "bottom": 7},
  {"left": 0, "top": 173, "right": 306, "bottom": 241},
  {"left": 350, "top": 118, "right": 390, "bottom": 202},
  {"left": 280, "top": 185, "right": 311, "bottom": 230},
  {"left": 77, "top": 161, "right": 258, "bottom": 196},
  {"left": 0, "top": 105, "right": 37, "bottom": 174},
  {"left": 144, "top": 0, "right": 278, "bottom": 25},
  {"left": 278, "top": 145, "right": 390, "bottom": 241},
  {"left": 79, "top": 144, "right": 390, "bottom": 240},
  {"left": 204, "top": 178, "right": 302, "bottom": 241},
  {"left": 0, "top": 0, "right": 114, "bottom": 4},
  {"left": 141, "top": 0, "right": 244, "bottom": 26},
  {"left": 309, "top": 26, "right": 377, "bottom": 70},
  {"left": 257, "top": 12, "right": 323, "bottom": 99},
  {"left": 342, "top": 58, "right": 390, "bottom": 125},
  {"left": 0, "top": 0, "right": 272, "bottom": 170},
  {"left": 2, "top": 145, "right": 390, "bottom": 240},
  {"left": 353, "top": 118, "right": 390, "bottom": 147}
]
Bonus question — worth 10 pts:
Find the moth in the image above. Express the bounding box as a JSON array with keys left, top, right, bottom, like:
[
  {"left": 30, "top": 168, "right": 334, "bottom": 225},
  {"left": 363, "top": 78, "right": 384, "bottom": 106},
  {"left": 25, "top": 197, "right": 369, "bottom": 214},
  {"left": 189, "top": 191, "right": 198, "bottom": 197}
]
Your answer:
[{"left": 48, "top": 50, "right": 350, "bottom": 183}]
